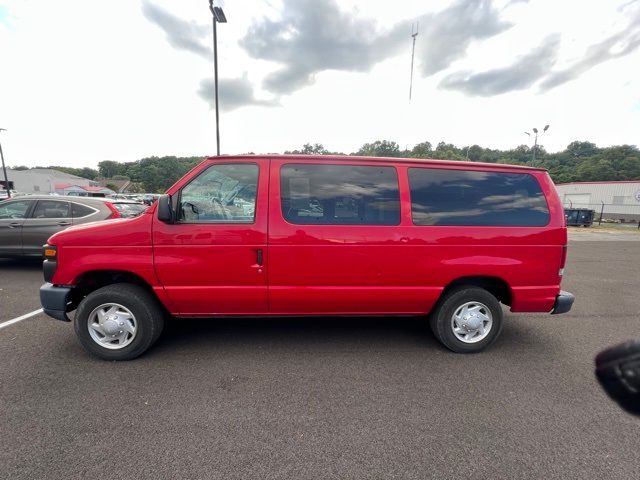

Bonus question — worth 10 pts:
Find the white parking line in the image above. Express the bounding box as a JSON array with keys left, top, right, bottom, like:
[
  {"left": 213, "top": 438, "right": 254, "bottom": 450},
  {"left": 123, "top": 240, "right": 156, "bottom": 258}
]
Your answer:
[{"left": 0, "top": 309, "right": 44, "bottom": 330}]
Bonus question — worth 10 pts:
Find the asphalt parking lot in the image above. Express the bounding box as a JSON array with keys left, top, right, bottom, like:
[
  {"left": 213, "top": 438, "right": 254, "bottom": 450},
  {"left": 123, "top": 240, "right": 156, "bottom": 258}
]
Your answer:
[{"left": 1, "top": 238, "right": 639, "bottom": 479}]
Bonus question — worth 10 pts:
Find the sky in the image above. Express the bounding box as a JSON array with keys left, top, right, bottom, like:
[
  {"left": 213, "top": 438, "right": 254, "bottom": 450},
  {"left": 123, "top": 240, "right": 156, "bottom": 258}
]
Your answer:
[{"left": 0, "top": 0, "right": 639, "bottom": 168}]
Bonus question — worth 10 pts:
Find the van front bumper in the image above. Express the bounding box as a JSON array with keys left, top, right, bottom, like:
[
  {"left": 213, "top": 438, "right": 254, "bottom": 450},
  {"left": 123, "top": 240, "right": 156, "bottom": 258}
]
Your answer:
[
  {"left": 40, "top": 283, "right": 72, "bottom": 322},
  {"left": 551, "top": 290, "right": 575, "bottom": 315}
]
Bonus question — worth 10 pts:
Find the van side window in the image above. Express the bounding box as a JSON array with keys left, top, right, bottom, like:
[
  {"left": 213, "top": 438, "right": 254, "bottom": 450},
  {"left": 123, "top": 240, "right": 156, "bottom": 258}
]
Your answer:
[
  {"left": 280, "top": 164, "right": 400, "bottom": 225},
  {"left": 408, "top": 168, "right": 550, "bottom": 226},
  {"left": 179, "top": 164, "right": 259, "bottom": 223}
]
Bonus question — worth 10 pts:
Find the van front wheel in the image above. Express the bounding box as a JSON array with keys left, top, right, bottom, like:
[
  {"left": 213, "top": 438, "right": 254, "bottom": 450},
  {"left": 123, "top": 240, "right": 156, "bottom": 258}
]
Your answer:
[
  {"left": 429, "top": 287, "right": 503, "bottom": 353},
  {"left": 74, "top": 283, "right": 165, "bottom": 360}
]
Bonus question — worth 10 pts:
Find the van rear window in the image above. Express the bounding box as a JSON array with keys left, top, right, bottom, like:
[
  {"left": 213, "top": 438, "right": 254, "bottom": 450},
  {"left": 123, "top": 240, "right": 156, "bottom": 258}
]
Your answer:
[
  {"left": 281, "top": 164, "right": 400, "bottom": 225},
  {"left": 408, "top": 168, "right": 550, "bottom": 226}
]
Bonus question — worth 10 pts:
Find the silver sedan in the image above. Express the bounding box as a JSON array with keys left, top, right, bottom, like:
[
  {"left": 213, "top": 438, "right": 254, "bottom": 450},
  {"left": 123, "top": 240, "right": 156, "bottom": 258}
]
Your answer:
[{"left": 0, "top": 195, "right": 147, "bottom": 257}]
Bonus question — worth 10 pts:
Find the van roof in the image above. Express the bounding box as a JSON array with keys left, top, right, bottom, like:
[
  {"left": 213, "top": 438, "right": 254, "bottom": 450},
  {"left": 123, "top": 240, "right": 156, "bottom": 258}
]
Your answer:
[{"left": 205, "top": 154, "right": 547, "bottom": 172}]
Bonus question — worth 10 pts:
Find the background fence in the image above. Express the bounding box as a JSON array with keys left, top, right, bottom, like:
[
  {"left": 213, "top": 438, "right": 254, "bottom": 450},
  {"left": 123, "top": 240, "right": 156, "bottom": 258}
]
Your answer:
[{"left": 562, "top": 202, "right": 640, "bottom": 228}]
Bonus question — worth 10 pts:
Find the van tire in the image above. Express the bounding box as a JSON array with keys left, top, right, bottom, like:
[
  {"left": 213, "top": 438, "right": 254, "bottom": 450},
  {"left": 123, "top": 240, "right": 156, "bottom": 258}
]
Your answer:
[
  {"left": 74, "top": 283, "right": 165, "bottom": 361},
  {"left": 429, "top": 287, "right": 503, "bottom": 353}
]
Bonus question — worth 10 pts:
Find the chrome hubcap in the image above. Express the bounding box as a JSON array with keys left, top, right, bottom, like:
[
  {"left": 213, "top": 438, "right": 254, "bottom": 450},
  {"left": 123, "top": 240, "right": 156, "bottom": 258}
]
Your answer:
[
  {"left": 87, "top": 303, "right": 137, "bottom": 350},
  {"left": 451, "top": 301, "right": 493, "bottom": 343}
]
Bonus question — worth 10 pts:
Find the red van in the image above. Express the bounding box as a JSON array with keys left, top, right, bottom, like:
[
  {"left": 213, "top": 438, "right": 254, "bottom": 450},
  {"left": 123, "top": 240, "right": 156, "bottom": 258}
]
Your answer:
[{"left": 40, "top": 155, "right": 574, "bottom": 360}]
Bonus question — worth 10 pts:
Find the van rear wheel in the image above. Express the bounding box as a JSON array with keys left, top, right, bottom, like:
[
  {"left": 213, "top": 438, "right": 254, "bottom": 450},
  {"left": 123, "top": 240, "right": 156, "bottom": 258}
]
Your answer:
[
  {"left": 74, "top": 283, "right": 165, "bottom": 360},
  {"left": 429, "top": 287, "right": 503, "bottom": 353}
]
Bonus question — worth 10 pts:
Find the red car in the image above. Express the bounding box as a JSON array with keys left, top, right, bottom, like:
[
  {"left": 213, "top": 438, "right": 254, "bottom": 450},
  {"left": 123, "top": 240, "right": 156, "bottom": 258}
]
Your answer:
[{"left": 40, "top": 155, "right": 573, "bottom": 360}]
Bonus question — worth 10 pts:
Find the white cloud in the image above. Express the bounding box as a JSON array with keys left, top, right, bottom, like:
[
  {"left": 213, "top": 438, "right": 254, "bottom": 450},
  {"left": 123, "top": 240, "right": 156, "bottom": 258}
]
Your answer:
[{"left": 0, "top": 0, "right": 638, "bottom": 168}]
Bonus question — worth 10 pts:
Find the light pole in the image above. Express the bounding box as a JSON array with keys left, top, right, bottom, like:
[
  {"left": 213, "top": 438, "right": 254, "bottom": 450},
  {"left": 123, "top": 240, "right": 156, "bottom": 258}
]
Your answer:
[
  {"left": 524, "top": 124, "right": 549, "bottom": 165},
  {"left": 0, "top": 128, "right": 11, "bottom": 198},
  {"left": 208, "top": 1, "right": 227, "bottom": 156}
]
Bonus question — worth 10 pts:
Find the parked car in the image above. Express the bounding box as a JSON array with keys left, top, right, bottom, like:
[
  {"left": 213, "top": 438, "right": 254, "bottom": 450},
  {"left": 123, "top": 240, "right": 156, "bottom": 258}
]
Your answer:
[
  {"left": 110, "top": 201, "right": 148, "bottom": 218},
  {"left": 0, "top": 190, "right": 18, "bottom": 201},
  {"left": 0, "top": 195, "right": 146, "bottom": 257},
  {"left": 142, "top": 193, "right": 160, "bottom": 205},
  {"left": 40, "top": 155, "right": 574, "bottom": 360},
  {"left": 121, "top": 194, "right": 144, "bottom": 202}
]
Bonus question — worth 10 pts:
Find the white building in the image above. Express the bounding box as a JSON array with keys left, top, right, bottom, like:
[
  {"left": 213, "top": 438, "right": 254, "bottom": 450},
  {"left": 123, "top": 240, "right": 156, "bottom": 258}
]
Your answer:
[
  {"left": 4, "top": 168, "right": 112, "bottom": 196},
  {"left": 555, "top": 181, "right": 640, "bottom": 221}
]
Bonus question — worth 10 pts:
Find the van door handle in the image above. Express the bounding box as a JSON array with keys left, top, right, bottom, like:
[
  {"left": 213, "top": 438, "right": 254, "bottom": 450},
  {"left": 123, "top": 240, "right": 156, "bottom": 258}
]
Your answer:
[
  {"left": 256, "top": 249, "right": 263, "bottom": 266},
  {"left": 57, "top": 221, "right": 71, "bottom": 226},
  {"left": 8, "top": 222, "right": 21, "bottom": 228}
]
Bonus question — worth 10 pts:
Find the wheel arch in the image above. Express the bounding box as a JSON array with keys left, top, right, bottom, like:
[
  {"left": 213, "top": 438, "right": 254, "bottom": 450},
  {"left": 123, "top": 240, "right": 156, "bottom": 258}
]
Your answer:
[
  {"left": 442, "top": 276, "right": 513, "bottom": 307},
  {"left": 69, "top": 270, "right": 162, "bottom": 310}
]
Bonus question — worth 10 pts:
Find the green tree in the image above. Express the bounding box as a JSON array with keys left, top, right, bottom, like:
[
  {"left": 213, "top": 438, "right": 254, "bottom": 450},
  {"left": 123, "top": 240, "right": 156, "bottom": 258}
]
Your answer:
[
  {"left": 126, "top": 182, "right": 145, "bottom": 193},
  {"left": 125, "top": 156, "right": 203, "bottom": 192},
  {"left": 36, "top": 166, "right": 99, "bottom": 180},
  {"left": 78, "top": 167, "right": 99, "bottom": 180},
  {"left": 356, "top": 140, "right": 401, "bottom": 157},
  {"left": 566, "top": 141, "right": 598, "bottom": 159},
  {"left": 432, "top": 142, "right": 464, "bottom": 160},
  {"left": 98, "top": 160, "right": 126, "bottom": 178},
  {"left": 466, "top": 145, "right": 483, "bottom": 162},
  {"left": 411, "top": 142, "right": 433, "bottom": 158},
  {"left": 285, "top": 143, "right": 335, "bottom": 155}
]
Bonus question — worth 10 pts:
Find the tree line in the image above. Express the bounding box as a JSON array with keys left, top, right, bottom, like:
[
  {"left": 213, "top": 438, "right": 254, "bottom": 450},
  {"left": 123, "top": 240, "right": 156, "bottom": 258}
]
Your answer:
[
  {"left": 286, "top": 140, "right": 640, "bottom": 186},
  {"left": 11, "top": 140, "right": 640, "bottom": 192},
  {"left": 95, "top": 157, "right": 203, "bottom": 193}
]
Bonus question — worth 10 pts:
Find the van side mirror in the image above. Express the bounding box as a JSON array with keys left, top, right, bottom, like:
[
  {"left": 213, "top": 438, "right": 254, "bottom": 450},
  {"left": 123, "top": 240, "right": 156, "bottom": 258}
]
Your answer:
[{"left": 157, "top": 194, "right": 174, "bottom": 223}]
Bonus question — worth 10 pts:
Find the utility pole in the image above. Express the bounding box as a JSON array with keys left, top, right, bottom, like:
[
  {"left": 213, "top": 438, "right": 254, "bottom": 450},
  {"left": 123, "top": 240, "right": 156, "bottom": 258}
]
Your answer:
[
  {"left": 524, "top": 124, "right": 550, "bottom": 166},
  {"left": 409, "top": 22, "right": 419, "bottom": 101},
  {"left": 208, "top": 1, "right": 227, "bottom": 156},
  {"left": 0, "top": 128, "right": 10, "bottom": 198}
]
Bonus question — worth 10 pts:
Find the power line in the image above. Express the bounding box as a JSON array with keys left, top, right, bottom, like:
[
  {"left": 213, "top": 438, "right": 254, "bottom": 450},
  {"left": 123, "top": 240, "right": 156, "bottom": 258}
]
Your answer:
[{"left": 409, "top": 22, "right": 419, "bottom": 101}]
